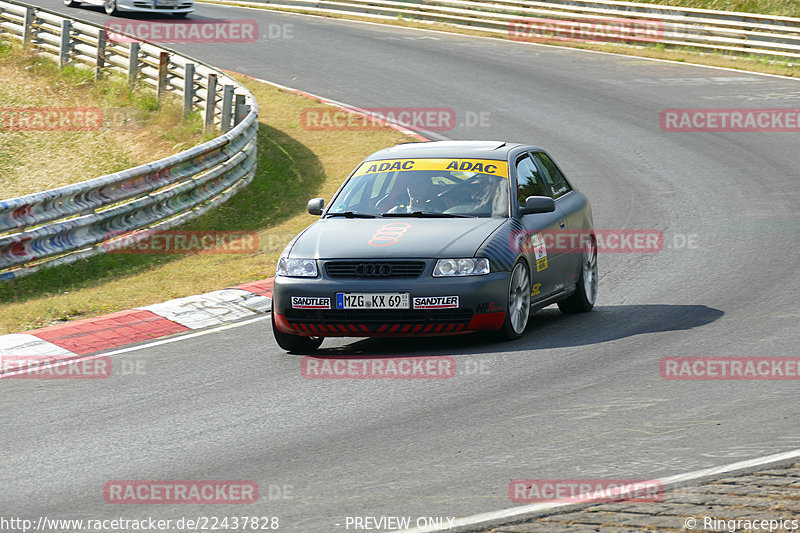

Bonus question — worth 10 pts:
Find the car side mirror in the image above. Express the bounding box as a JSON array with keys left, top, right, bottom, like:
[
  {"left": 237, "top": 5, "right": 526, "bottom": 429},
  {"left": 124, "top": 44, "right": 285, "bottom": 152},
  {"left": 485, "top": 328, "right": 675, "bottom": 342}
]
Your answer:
[
  {"left": 519, "top": 196, "right": 556, "bottom": 215},
  {"left": 307, "top": 198, "right": 325, "bottom": 216}
]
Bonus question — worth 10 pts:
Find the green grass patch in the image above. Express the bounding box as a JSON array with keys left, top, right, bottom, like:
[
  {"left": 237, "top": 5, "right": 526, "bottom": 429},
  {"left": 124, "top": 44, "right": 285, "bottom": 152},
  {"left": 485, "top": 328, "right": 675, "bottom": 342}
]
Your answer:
[
  {"left": 0, "top": 40, "right": 207, "bottom": 199},
  {"left": 641, "top": 0, "right": 800, "bottom": 18}
]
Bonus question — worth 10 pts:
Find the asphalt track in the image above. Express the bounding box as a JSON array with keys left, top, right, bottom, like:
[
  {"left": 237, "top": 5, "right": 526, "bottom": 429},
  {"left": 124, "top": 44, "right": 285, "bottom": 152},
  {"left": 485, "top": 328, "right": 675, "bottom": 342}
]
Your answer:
[{"left": 2, "top": 2, "right": 800, "bottom": 531}]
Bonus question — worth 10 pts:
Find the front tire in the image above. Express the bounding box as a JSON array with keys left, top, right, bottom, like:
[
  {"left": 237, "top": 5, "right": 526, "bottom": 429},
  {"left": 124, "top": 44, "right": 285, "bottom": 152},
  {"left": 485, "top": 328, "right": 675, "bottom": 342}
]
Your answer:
[
  {"left": 558, "top": 234, "right": 598, "bottom": 313},
  {"left": 495, "top": 260, "right": 531, "bottom": 340},
  {"left": 271, "top": 312, "right": 323, "bottom": 354},
  {"left": 63, "top": 0, "right": 80, "bottom": 7}
]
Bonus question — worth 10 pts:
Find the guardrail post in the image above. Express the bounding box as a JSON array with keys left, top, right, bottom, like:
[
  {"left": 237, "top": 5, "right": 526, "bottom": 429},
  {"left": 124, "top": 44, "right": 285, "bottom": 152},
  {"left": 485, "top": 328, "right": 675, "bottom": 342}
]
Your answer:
[
  {"left": 221, "top": 84, "right": 234, "bottom": 132},
  {"left": 95, "top": 30, "right": 106, "bottom": 80},
  {"left": 59, "top": 20, "right": 71, "bottom": 67},
  {"left": 128, "top": 42, "right": 139, "bottom": 89},
  {"left": 183, "top": 63, "right": 195, "bottom": 117},
  {"left": 22, "top": 6, "right": 33, "bottom": 47},
  {"left": 234, "top": 94, "right": 248, "bottom": 126},
  {"left": 204, "top": 73, "right": 217, "bottom": 132},
  {"left": 157, "top": 51, "right": 169, "bottom": 101}
]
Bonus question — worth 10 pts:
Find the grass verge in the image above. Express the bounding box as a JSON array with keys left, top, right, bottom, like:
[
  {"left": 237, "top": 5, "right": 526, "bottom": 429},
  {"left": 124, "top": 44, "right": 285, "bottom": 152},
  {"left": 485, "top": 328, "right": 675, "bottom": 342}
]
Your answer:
[
  {"left": 641, "top": 0, "right": 800, "bottom": 18},
  {"left": 0, "top": 40, "right": 208, "bottom": 199},
  {"left": 0, "top": 69, "right": 414, "bottom": 334}
]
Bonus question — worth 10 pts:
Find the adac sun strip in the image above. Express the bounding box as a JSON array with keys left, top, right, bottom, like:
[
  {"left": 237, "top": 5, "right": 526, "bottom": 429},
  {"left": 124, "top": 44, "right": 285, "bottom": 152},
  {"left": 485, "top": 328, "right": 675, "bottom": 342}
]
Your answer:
[{"left": 352, "top": 158, "right": 509, "bottom": 178}]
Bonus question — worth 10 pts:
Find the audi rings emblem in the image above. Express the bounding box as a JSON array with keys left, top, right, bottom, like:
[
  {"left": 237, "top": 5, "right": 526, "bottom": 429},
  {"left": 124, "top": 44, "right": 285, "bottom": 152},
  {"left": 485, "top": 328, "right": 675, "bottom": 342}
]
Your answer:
[
  {"left": 368, "top": 223, "right": 411, "bottom": 247},
  {"left": 355, "top": 263, "right": 392, "bottom": 277}
]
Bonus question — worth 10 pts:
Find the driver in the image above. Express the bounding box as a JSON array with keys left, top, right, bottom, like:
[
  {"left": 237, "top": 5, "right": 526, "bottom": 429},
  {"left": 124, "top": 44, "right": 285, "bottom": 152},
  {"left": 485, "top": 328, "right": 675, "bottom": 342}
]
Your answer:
[{"left": 385, "top": 173, "right": 440, "bottom": 213}]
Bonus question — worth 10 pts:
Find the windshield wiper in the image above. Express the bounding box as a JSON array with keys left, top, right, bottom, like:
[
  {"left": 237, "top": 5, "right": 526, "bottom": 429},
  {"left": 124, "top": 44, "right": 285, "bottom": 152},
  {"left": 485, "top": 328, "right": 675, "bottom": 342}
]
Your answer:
[
  {"left": 325, "top": 211, "right": 378, "bottom": 218},
  {"left": 382, "top": 211, "right": 473, "bottom": 218}
]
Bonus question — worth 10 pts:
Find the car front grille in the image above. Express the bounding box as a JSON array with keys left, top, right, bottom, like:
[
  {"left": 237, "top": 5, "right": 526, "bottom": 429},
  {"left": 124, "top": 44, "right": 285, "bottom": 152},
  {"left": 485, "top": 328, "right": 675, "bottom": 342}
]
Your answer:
[{"left": 325, "top": 261, "right": 425, "bottom": 279}]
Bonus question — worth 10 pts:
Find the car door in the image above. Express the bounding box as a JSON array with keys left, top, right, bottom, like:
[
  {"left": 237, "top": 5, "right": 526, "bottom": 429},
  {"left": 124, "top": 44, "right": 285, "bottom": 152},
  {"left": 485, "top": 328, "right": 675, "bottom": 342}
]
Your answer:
[
  {"left": 513, "top": 153, "right": 567, "bottom": 300},
  {"left": 531, "top": 151, "right": 590, "bottom": 288}
]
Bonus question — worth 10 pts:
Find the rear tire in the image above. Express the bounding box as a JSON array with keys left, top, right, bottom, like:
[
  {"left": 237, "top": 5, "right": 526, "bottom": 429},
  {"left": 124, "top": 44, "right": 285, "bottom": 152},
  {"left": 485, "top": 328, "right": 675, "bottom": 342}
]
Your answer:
[
  {"left": 271, "top": 312, "right": 323, "bottom": 354},
  {"left": 495, "top": 260, "right": 531, "bottom": 340},
  {"left": 558, "top": 234, "right": 598, "bottom": 313},
  {"left": 63, "top": 0, "right": 80, "bottom": 6}
]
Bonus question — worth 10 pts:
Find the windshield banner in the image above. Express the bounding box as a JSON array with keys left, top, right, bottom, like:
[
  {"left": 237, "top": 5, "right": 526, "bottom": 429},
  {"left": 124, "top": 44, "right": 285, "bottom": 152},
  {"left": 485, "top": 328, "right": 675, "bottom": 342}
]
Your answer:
[{"left": 352, "top": 158, "right": 509, "bottom": 178}]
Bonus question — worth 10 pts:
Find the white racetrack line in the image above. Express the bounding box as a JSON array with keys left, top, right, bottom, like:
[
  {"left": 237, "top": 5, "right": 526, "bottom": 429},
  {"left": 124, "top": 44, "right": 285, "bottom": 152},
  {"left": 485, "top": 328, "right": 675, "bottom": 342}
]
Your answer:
[
  {"left": 0, "top": 314, "right": 270, "bottom": 378},
  {"left": 399, "top": 448, "right": 800, "bottom": 532},
  {"left": 5, "top": 310, "right": 798, "bottom": 533}
]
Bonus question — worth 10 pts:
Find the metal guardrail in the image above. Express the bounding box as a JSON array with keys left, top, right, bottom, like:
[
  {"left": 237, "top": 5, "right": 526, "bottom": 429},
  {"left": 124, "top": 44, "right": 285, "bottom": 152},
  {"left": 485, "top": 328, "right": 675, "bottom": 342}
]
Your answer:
[
  {"left": 216, "top": 0, "right": 800, "bottom": 60},
  {"left": 0, "top": 0, "right": 258, "bottom": 281}
]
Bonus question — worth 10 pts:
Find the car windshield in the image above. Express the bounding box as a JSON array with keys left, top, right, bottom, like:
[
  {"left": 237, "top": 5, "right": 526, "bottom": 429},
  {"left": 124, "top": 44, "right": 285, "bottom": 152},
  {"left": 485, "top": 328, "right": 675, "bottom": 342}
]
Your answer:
[{"left": 326, "top": 158, "right": 510, "bottom": 218}]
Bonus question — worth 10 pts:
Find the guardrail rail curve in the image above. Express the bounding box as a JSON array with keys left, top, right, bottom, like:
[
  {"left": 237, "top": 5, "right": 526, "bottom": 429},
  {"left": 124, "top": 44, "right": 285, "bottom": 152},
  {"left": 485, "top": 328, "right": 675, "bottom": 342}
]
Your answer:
[{"left": 0, "top": 0, "right": 258, "bottom": 281}]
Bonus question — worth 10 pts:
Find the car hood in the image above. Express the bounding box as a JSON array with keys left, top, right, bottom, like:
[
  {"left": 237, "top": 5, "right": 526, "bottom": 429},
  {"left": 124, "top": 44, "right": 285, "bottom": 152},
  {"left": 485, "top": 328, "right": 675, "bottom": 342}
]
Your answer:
[{"left": 288, "top": 217, "right": 507, "bottom": 259}]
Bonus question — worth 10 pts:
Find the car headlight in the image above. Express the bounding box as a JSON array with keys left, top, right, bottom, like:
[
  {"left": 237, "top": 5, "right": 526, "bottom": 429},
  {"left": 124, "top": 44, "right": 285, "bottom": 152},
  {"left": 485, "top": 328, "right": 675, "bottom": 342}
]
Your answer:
[
  {"left": 276, "top": 257, "right": 318, "bottom": 277},
  {"left": 433, "top": 258, "right": 490, "bottom": 277}
]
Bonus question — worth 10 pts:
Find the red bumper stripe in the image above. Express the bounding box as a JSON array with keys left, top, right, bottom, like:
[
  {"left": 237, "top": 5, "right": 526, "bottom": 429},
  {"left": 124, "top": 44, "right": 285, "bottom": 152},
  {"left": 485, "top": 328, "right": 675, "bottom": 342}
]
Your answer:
[{"left": 466, "top": 312, "right": 506, "bottom": 331}]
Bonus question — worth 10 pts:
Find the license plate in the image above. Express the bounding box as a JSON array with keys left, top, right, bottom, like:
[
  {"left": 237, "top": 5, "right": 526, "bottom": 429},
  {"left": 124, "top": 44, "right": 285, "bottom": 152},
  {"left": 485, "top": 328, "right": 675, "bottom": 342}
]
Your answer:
[
  {"left": 336, "top": 292, "right": 409, "bottom": 310},
  {"left": 156, "top": 0, "right": 177, "bottom": 6}
]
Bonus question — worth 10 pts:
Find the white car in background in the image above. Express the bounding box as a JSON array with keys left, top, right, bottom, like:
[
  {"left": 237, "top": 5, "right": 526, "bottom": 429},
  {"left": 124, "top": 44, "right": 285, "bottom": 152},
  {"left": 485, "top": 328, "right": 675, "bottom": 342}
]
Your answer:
[{"left": 64, "top": 0, "right": 193, "bottom": 17}]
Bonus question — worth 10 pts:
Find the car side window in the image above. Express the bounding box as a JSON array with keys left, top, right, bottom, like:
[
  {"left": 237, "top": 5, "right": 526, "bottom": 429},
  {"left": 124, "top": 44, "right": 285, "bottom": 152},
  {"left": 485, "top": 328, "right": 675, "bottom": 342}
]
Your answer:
[
  {"left": 532, "top": 152, "right": 571, "bottom": 199},
  {"left": 515, "top": 155, "right": 549, "bottom": 207}
]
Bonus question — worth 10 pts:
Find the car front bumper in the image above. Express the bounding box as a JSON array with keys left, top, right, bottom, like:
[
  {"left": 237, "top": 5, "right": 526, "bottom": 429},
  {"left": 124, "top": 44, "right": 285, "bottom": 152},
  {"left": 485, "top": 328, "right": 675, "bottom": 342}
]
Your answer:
[
  {"left": 116, "top": 0, "right": 193, "bottom": 13},
  {"left": 273, "top": 267, "right": 509, "bottom": 337}
]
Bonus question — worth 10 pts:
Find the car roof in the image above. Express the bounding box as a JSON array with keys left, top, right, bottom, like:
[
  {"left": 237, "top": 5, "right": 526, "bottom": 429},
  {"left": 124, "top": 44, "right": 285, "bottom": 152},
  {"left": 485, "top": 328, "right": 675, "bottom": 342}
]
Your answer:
[{"left": 363, "top": 140, "right": 539, "bottom": 161}]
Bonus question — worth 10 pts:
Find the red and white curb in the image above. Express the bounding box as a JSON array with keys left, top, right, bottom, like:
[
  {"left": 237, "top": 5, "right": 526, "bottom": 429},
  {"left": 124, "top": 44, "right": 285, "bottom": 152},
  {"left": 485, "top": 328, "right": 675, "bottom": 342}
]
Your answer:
[{"left": 0, "top": 278, "right": 272, "bottom": 374}]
